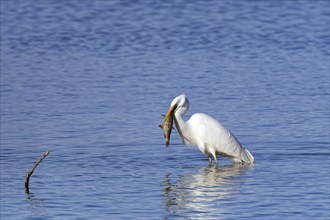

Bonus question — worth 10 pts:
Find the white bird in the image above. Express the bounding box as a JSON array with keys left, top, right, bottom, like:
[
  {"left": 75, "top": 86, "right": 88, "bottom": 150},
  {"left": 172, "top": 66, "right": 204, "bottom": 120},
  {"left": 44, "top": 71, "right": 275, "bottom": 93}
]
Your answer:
[{"left": 166, "top": 94, "right": 254, "bottom": 165}]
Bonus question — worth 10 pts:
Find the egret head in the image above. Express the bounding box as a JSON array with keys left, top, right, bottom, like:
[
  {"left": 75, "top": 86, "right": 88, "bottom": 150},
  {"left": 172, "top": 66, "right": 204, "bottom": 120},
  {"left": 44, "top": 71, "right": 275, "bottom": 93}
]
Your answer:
[{"left": 171, "top": 94, "right": 189, "bottom": 114}]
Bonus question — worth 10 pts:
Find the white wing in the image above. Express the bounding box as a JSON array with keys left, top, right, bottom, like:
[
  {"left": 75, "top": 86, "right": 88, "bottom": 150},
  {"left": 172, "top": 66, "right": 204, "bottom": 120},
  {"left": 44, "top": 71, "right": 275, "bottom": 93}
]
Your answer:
[{"left": 187, "top": 113, "right": 254, "bottom": 163}]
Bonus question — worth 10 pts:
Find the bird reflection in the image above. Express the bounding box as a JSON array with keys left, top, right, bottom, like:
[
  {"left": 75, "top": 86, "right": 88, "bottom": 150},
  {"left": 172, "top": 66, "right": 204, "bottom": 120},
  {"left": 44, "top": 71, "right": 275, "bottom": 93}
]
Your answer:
[{"left": 162, "top": 164, "right": 253, "bottom": 218}]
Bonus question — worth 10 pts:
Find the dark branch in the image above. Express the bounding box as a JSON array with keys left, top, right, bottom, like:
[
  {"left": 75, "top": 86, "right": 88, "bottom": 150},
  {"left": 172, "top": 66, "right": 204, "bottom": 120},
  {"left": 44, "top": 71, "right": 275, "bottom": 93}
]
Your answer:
[{"left": 25, "top": 150, "right": 50, "bottom": 194}]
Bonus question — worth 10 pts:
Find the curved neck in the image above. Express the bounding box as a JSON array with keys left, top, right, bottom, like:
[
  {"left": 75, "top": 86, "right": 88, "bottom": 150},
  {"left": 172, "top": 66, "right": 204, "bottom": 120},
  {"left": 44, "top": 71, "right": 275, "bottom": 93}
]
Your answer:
[{"left": 174, "top": 106, "right": 189, "bottom": 142}]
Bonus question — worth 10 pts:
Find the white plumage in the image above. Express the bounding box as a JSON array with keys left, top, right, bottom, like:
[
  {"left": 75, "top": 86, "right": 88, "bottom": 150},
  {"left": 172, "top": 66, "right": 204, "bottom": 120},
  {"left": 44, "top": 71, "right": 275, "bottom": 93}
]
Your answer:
[{"left": 168, "top": 94, "right": 254, "bottom": 165}]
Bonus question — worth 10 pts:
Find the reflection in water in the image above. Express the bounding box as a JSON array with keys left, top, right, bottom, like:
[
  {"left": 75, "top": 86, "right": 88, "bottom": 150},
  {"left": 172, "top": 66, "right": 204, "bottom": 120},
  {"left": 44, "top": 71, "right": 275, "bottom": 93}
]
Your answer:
[
  {"left": 162, "top": 164, "right": 253, "bottom": 218},
  {"left": 26, "top": 193, "right": 48, "bottom": 217}
]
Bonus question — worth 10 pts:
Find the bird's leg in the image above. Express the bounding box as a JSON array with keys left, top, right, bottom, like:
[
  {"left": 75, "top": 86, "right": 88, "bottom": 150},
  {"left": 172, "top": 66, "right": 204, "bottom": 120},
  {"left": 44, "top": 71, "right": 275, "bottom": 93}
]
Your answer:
[
  {"left": 213, "top": 155, "right": 218, "bottom": 167},
  {"left": 208, "top": 156, "right": 212, "bottom": 165}
]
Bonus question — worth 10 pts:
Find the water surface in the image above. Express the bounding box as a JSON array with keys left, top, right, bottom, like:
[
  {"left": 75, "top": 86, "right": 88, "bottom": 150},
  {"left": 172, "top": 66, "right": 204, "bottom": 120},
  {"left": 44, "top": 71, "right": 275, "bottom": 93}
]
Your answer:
[{"left": 1, "top": 1, "right": 329, "bottom": 219}]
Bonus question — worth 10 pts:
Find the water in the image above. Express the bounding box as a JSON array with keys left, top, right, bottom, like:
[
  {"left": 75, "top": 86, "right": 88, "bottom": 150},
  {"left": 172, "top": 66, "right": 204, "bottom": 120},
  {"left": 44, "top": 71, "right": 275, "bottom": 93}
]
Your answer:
[{"left": 1, "top": 0, "right": 329, "bottom": 219}]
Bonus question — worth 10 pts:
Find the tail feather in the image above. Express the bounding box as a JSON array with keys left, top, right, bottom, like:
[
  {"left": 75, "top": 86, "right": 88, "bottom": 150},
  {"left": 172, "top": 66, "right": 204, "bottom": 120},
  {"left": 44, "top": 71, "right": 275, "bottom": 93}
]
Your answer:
[{"left": 242, "top": 148, "right": 254, "bottom": 164}]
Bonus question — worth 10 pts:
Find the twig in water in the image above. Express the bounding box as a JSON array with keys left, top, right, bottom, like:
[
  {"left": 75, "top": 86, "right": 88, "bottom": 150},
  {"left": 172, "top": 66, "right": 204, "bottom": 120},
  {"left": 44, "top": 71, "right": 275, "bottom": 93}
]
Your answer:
[{"left": 25, "top": 150, "right": 50, "bottom": 194}]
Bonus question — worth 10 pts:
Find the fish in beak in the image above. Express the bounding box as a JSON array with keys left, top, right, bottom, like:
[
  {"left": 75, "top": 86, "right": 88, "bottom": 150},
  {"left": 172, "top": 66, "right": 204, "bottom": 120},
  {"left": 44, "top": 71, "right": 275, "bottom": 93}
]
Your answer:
[{"left": 159, "top": 105, "right": 177, "bottom": 147}]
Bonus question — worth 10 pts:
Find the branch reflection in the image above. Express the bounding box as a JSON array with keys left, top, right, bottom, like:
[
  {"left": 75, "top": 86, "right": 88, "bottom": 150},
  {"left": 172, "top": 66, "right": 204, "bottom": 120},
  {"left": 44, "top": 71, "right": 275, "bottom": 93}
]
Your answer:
[{"left": 26, "top": 193, "right": 49, "bottom": 217}]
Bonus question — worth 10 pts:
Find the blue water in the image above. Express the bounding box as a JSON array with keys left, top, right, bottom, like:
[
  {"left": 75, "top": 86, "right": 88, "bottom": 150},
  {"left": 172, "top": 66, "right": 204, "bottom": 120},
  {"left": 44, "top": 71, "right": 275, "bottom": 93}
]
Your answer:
[{"left": 1, "top": 0, "right": 329, "bottom": 219}]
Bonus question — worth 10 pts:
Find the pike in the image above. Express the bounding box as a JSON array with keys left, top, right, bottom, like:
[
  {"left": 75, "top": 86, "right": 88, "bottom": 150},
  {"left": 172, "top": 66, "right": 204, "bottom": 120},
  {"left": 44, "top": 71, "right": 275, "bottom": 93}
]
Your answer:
[{"left": 159, "top": 104, "right": 177, "bottom": 147}]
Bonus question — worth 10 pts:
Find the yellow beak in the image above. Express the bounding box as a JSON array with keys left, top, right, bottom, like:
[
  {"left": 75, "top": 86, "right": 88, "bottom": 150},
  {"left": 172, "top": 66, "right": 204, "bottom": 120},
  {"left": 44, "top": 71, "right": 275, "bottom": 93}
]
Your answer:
[{"left": 164, "top": 105, "right": 177, "bottom": 121}]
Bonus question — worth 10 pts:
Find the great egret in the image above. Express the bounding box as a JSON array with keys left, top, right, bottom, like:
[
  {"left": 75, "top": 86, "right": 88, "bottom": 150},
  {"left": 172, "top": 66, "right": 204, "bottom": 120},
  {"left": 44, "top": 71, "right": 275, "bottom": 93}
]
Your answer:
[{"left": 165, "top": 94, "right": 254, "bottom": 165}]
